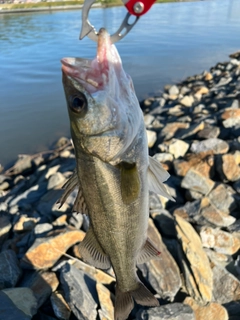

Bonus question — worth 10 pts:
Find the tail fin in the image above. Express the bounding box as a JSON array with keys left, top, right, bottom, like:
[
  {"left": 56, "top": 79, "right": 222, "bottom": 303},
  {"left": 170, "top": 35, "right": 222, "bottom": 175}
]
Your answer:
[{"left": 114, "top": 282, "right": 159, "bottom": 320}]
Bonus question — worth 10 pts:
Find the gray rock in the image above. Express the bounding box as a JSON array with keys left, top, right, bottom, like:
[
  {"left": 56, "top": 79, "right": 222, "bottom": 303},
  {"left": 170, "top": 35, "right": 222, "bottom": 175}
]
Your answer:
[
  {"left": 168, "top": 85, "right": 179, "bottom": 96},
  {"left": 2, "top": 287, "right": 37, "bottom": 318},
  {"left": 223, "top": 117, "right": 240, "bottom": 128},
  {"left": 197, "top": 124, "right": 220, "bottom": 139},
  {"left": 69, "top": 212, "right": 83, "bottom": 230},
  {"left": 0, "top": 215, "right": 12, "bottom": 247},
  {"left": 151, "top": 209, "right": 176, "bottom": 237},
  {"left": 212, "top": 265, "right": 240, "bottom": 304},
  {"left": 208, "top": 184, "right": 236, "bottom": 214},
  {"left": 146, "top": 130, "right": 157, "bottom": 148},
  {"left": 0, "top": 250, "right": 22, "bottom": 290},
  {"left": 180, "top": 95, "right": 194, "bottom": 107},
  {"left": 60, "top": 262, "right": 97, "bottom": 320},
  {"left": 34, "top": 223, "right": 53, "bottom": 235},
  {"left": 144, "top": 114, "right": 155, "bottom": 127},
  {"left": 153, "top": 153, "right": 174, "bottom": 163},
  {"left": 50, "top": 291, "right": 71, "bottom": 320},
  {"left": 0, "top": 291, "right": 31, "bottom": 320},
  {"left": 191, "top": 138, "right": 229, "bottom": 154},
  {"left": 136, "top": 303, "right": 195, "bottom": 320},
  {"left": 47, "top": 172, "right": 66, "bottom": 190},
  {"left": 55, "top": 137, "right": 70, "bottom": 148},
  {"left": 181, "top": 168, "right": 215, "bottom": 195},
  {"left": 215, "top": 77, "right": 232, "bottom": 87}
]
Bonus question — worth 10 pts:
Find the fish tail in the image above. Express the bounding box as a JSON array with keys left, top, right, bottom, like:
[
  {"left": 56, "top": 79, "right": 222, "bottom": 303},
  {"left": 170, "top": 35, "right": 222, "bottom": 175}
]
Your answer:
[{"left": 114, "top": 281, "right": 159, "bottom": 320}]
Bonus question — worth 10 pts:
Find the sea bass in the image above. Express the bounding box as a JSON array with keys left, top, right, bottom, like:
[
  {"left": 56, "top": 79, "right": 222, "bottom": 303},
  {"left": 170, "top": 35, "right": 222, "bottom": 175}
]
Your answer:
[{"left": 60, "top": 28, "right": 173, "bottom": 320}]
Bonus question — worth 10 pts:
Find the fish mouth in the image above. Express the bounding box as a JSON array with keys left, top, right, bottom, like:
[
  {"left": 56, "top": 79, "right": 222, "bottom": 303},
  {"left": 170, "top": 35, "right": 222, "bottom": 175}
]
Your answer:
[{"left": 61, "top": 28, "right": 122, "bottom": 93}]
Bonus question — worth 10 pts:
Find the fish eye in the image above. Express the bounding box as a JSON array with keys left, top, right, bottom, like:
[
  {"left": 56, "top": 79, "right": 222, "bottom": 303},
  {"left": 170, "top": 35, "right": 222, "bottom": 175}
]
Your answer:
[{"left": 70, "top": 94, "right": 87, "bottom": 114}]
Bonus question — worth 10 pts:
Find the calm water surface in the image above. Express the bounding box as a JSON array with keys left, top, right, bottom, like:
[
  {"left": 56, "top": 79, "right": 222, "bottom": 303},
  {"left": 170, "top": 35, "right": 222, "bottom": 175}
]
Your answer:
[{"left": 0, "top": 0, "right": 240, "bottom": 167}]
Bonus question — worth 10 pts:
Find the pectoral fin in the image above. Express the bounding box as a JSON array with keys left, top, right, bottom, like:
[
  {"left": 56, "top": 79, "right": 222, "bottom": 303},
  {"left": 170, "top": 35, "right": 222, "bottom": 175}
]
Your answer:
[
  {"left": 78, "top": 226, "right": 111, "bottom": 270},
  {"left": 120, "top": 162, "right": 140, "bottom": 205},
  {"left": 148, "top": 156, "right": 175, "bottom": 201},
  {"left": 137, "top": 238, "right": 161, "bottom": 264}
]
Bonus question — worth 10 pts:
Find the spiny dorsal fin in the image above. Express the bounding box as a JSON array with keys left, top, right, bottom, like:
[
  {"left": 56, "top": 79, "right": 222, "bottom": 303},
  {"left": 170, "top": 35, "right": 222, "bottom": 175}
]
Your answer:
[
  {"left": 137, "top": 238, "right": 161, "bottom": 265},
  {"left": 148, "top": 156, "right": 175, "bottom": 201},
  {"left": 120, "top": 162, "right": 140, "bottom": 205},
  {"left": 57, "top": 169, "right": 88, "bottom": 214},
  {"left": 78, "top": 226, "right": 111, "bottom": 269}
]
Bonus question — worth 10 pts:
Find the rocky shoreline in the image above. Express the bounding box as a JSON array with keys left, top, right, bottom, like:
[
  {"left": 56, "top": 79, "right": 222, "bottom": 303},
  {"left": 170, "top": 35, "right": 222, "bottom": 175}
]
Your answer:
[{"left": 0, "top": 50, "right": 240, "bottom": 320}]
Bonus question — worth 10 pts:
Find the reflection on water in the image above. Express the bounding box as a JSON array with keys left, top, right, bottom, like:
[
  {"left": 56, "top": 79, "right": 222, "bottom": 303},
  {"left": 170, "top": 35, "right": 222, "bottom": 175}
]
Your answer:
[{"left": 0, "top": 0, "right": 240, "bottom": 167}]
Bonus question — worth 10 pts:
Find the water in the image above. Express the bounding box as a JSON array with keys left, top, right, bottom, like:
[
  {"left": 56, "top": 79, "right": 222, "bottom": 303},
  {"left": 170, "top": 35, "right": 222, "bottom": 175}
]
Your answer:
[{"left": 0, "top": 0, "right": 240, "bottom": 168}]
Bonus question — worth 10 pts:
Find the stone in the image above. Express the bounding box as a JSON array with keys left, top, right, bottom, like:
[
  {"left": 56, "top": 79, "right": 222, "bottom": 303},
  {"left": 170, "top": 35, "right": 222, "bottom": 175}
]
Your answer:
[
  {"left": 195, "top": 86, "right": 209, "bottom": 95},
  {"left": 146, "top": 130, "right": 157, "bottom": 148},
  {"left": 181, "top": 168, "right": 215, "bottom": 195},
  {"left": 36, "top": 189, "right": 69, "bottom": 217},
  {"left": 168, "top": 139, "right": 189, "bottom": 159},
  {"left": 180, "top": 95, "right": 194, "bottom": 107},
  {"left": 136, "top": 303, "right": 196, "bottom": 320},
  {"left": 8, "top": 155, "right": 33, "bottom": 175},
  {"left": 175, "top": 215, "right": 213, "bottom": 303},
  {"left": 191, "top": 139, "right": 229, "bottom": 154},
  {"left": 13, "top": 215, "right": 39, "bottom": 232},
  {"left": 47, "top": 172, "right": 66, "bottom": 190},
  {"left": 23, "top": 271, "right": 59, "bottom": 308},
  {"left": 50, "top": 291, "right": 71, "bottom": 320},
  {"left": 160, "top": 122, "right": 189, "bottom": 140},
  {"left": 60, "top": 262, "right": 97, "bottom": 320},
  {"left": 153, "top": 153, "right": 174, "bottom": 164},
  {"left": 208, "top": 184, "right": 237, "bottom": 214},
  {"left": 68, "top": 212, "right": 83, "bottom": 230},
  {"left": 55, "top": 137, "right": 70, "bottom": 148},
  {"left": 176, "top": 122, "right": 204, "bottom": 139},
  {"left": 217, "top": 154, "right": 240, "bottom": 182},
  {"left": 2, "top": 287, "right": 38, "bottom": 318},
  {"left": 204, "top": 72, "right": 213, "bottom": 81},
  {"left": 168, "top": 85, "right": 179, "bottom": 96},
  {"left": 34, "top": 223, "right": 53, "bottom": 235},
  {"left": 96, "top": 283, "right": 114, "bottom": 320},
  {"left": 200, "top": 197, "right": 235, "bottom": 227},
  {"left": 21, "top": 229, "right": 85, "bottom": 269},
  {"left": 139, "top": 219, "right": 181, "bottom": 301},
  {"left": 0, "top": 215, "right": 12, "bottom": 247},
  {"left": 9, "top": 183, "right": 47, "bottom": 207},
  {"left": 151, "top": 209, "right": 176, "bottom": 237},
  {"left": 223, "top": 117, "right": 240, "bottom": 128},
  {"left": 222, "top": 108, "right": 240, "bottom": 120},
  {"left": 212, "top": 265, "right": 240, "bottom": 304},
  {"left": 0, "top": 250, "right": 22, "bottom": 290},
  {"left": 197, "top": 125, "right": 220, "bottom": 139},
  {"left": 60, "top": 150, "right": 71, "bottom": 158},
  {"left": 45, "top": 165, "right": 61, "bottom": 179},
  {"left": 204, "top": 248, "right": 232, "bottom": 268},
  {"left": 200, "top": 226, "right": 240, "bottom": 255},
  {"left": 144, "top": 114, "right": 155, "bottom": 127},
  {"left": 184, "top": 297, "right": 228, "bottom": 320}
]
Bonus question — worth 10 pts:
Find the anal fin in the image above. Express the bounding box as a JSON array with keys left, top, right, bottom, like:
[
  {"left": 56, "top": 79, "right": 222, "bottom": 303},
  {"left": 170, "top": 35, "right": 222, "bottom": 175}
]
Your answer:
[
  {"left": 137, "top": 238, "right": 161, "bottom": 265},
  {"left": 78, "top": 226, "right": 111, "bottom": 270}
]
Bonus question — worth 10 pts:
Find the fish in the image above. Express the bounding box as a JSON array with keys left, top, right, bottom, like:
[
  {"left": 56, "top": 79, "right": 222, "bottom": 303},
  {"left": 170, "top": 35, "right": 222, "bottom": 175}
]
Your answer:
[{"left": 60, "top": 28, "right": 173, "bottom": 320}]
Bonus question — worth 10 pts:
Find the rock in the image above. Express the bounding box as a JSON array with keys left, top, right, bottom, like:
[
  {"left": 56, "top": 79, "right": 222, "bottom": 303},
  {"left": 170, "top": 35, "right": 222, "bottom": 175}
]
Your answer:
[
  {"left": 55, "top": 137, "right": 70, "bottom": 148},
  {"left": 151, "top": 209, "right": 176, "bottom": 237},
  {"left": 136, "top": 303, "right": 196, "bottom": 320},
  {"left": 96, "top": 283, "right": 114, "bottom": 320},
  {"left": 50, "top": 291, "right": 71, "bottom": 320},
  {"left": 204, "top": 72, "right": 213, "bottom": 81},
  {"left": 21, "top": 229, "right": 85, "bottom": 269},
  {"left": 216, "top": 154, "right": 240, "bottom": 182},
  {"left": 168, "top": 139, "right": 189, "bottom": 159},
  {"left": 233, "top": 180, "right": 240, "bottom": 193},
  {"left": 200, "top": 226, "right": 240, "bottom": 255},
  {"left": 175, "top": 215, "right": 213, "bottom": 303},
  {"left": 139, "top": 219, "right": 181, "bottom": 301},
  {"left": 60, "top": 262, "right": 97, "bottom": 320},
  {"left": 184, "top": 297, "right": 228, "bottom": 320},
  {"left": 181, "top": 168, "right": 215, "bottom": 195},
  {"left": 45, "top": 165, "right": 61, "bottom": 179},
  {"left": 0, "top": 250, "right": 22, "bottom": 290},
  {"left": 144, "top": 114, "right": 155, "bottom": 127},
  {"left": 197, "top": 124, "right": 220, "bottom": 139},
  {"left": 0, "top": 215, "right": 12, "bottom": 247},
  {"left": 208, "top": 183, "right": 237, "bottom": 214},
  {"left": 68, "top": 212, "right": 83, "bottom": 230},
  {"left": 180, "top": 95, "right": 194, "bottom": 107},
  {"left": 191, "top": 139, "right": 229, "bottom": 154},
  {"left": 176, "top": 122, "right": 204, "bottom": 139},
  {"left": 222, "top": 108, "right": 240, "bottom": 120},
  {"left": 9, "top": 183, "right": 47, "bottom": 207},
  {"left": 153, "top": 153, "right": 174, "bottom": 164},
  {"left": 2, "top": 287, "right": 38, "bottom": 318},
  {"left": 13, "top": 215, "right": 39, "bottom": 232},
  {"left": 21, "top": 271, "right": 59, "bottom": 308},
  {"left": 71, "top": 259, "right": 115, "bottom": 285},
  {"left": 195, "top": 86, "right": 209, "bottom": 95},
  {"left": 8, "top": 155, "right": 33, "bottom": 175},
  {"left": 47, "top": 172, "right": 66, "bottom": 190},
  {"left": 60, "top": 150, "right": 71, "bottom": 158},
  {"left": 223, "top": 117, "right": 240, "bottom": 128},
  {"left": 36, "top": 189, "right": 69, "bottom": 217},
  {"left": 146, "top": 130, "right": 157, "bottom": 148},
  {"left": 34, "top": 223, "right": 53, "bottom": 235},
  {"left": 159, "top": 122, "right": 189, "bottom": 140},
  {"left": 168, "top": 85, "right": 179, "bottom": 96},
  {"left": 204, "top": 248, "right": 232, "bottom": 268},
  {"left": 212, "top": 265, "right": 240, "bottom": 304}
]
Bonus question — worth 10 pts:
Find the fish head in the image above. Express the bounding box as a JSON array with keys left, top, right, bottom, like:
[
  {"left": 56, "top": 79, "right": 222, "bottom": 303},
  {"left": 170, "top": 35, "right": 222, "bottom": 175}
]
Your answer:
[{"left": 61, "top": 28, "right": 142, "bottom": 162}]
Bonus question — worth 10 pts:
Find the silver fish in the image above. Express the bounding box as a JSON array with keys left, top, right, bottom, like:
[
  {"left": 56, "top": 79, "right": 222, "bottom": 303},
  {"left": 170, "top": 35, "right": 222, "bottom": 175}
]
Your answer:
[{"left": 60, "top": 28, "right": 173, "bottom": 320}]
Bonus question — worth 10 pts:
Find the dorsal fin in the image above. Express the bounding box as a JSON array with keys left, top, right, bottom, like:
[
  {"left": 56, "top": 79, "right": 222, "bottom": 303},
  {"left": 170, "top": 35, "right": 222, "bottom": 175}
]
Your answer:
[{"left": 57, "top": 169, "right": 88, "bottom": 214}]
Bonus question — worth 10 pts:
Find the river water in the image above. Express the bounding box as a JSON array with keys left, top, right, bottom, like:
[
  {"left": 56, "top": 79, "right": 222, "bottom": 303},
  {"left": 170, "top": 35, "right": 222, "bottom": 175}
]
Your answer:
[{"left": 0, "top": 0, "right": 240, "bottom": 167}]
